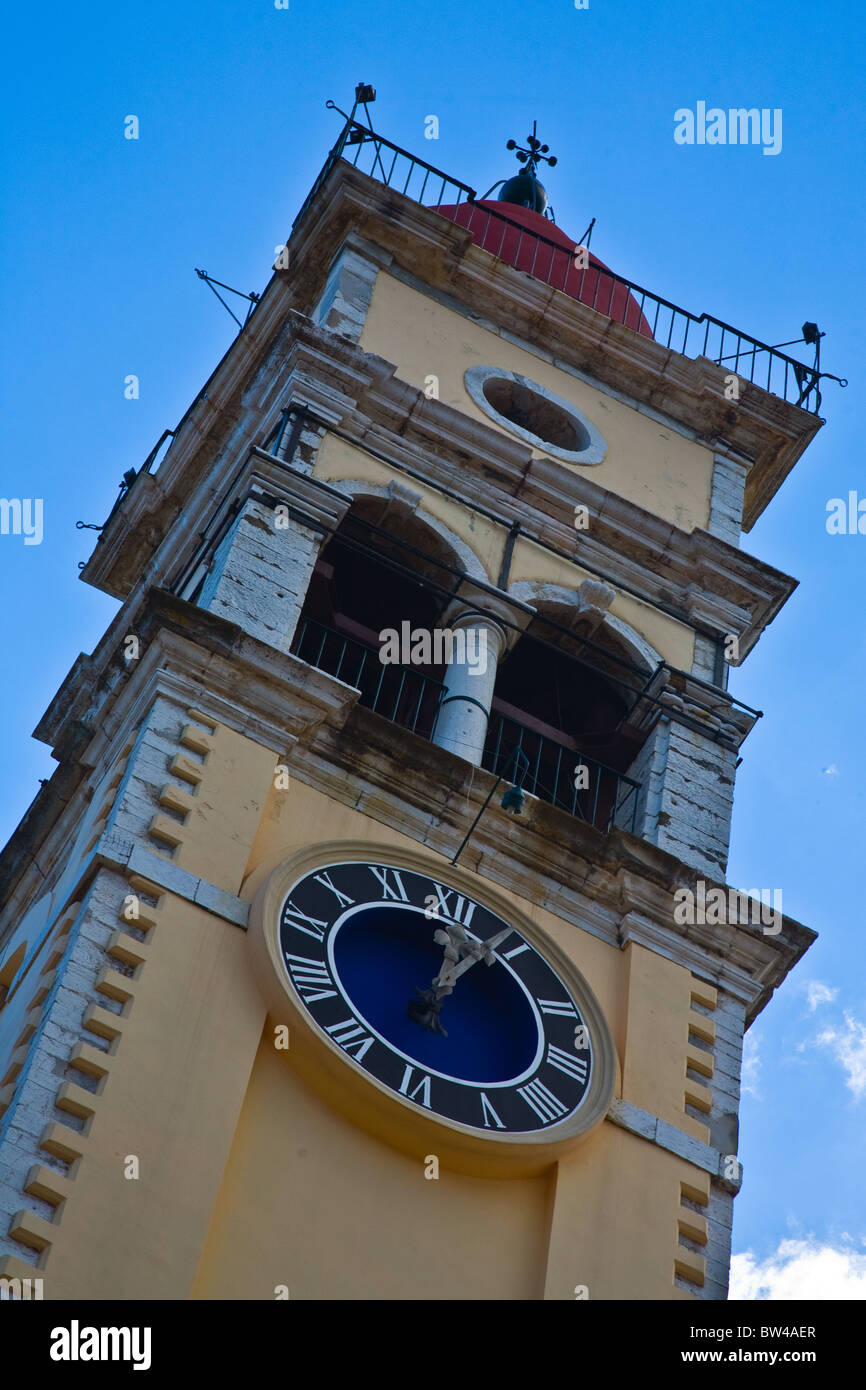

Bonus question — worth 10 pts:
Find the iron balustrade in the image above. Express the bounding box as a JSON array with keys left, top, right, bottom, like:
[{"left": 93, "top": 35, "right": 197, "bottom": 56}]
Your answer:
[
  {"left": 295, "top": 109, "right": 846, "bottom": 415},
  {"left": 291, "top": 618, "right": 445, "bottom": 739},
  {"left": 120, "top": 108, "right": 845, "bottom": 501},
  {"left": 483, "top": 712, "right": 641, "bottom": 835},
  {"left": 292, "top": 618, "right": 642, "bottom": 835}
]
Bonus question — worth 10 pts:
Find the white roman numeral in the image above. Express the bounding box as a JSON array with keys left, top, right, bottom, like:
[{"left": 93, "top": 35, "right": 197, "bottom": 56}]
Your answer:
[
  {"left": 547, "top": 1044, "right": 588, "bottom": 1084},
  {"left": 398, "top": 1065, "right": 432, "bottom": 1109},
  {"left": 313, "top": 872, "right": 355, "bottom": 910},
  {"left": 283, "top": 900, "right": 329, "bottom": 942},
  {"left": 429, "top": 882, "right": 476, "bottom": 927},
  {"left": 517, "top": 1078, "right": 568, "bottom": 1124},
  {"left": 480, "top": 1092, "right": 506, "bottom": 1129},
  {"left": 501, "top": 941, "right": 530, "bottom": 961},
  {"left": 325, "top": 1017, "right": 374, "bottom": 1063},
  {"left": 537, "top": 997, "right": 578, "bottom": 1017},
  {"left": 285, "top": 953, "right": 337, "bottom": 1003},
  {"left": 369, "top": 866, "right": 409, "bottom": 901}
]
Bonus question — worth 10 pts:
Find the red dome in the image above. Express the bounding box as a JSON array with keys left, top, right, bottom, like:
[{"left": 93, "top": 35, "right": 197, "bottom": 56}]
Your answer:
[{"left": 434, "top": 200, "right": 653, "bottom": 339}]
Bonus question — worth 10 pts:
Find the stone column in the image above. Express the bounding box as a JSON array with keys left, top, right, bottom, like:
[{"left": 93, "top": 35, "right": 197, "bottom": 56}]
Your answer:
[{"left": 431, "top": 610, "right": 507, "bottom": 766}]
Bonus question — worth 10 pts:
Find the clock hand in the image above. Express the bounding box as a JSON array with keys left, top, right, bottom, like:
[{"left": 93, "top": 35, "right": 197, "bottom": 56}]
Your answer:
[
  {"left": 408, "top": 923, "right": 512, "bottom": 1035},
  {"left": 431, "top": 924, "right": 512, "bottom": 992}
]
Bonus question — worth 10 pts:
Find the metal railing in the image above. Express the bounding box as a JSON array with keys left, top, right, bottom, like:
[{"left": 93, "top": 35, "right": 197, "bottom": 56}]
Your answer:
[
  {"left": 292, "top": 617, "right": 641, "bottom": 835},
  {"left": 294, "top": 108, "right": 846, "bottom": 415},
  {"left": 291, "top": 618, "right": 444, "bottom": 739},
  {"left": 483, "top": 712, "right": 641, "bottom": 835}
]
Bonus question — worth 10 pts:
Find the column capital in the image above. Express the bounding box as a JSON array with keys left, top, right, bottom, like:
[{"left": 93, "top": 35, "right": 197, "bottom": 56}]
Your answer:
[
  {"left": 442, "top": 580, "right": 534, "bottom": 654},
  {"left": 440, "top": 606, "right": 508, "bottom": 662}
]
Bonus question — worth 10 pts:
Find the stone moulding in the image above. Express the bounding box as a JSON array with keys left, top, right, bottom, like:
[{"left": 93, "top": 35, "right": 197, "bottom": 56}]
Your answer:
[
  {"left": 281, "top": 162, "right": 821, "bottom": 528},
  {"left": 77, "top": 314, "right": 799, "bottom": 665},
  {"left": 464, "top": 364, "right": 608, "bottom": 465},
  {"left": 1, "top": 600, "right": 813, "bottom": 1027}
]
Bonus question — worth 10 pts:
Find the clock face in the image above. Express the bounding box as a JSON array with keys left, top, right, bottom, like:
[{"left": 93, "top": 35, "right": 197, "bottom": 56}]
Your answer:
[{"left": 276, "top": 860, "right": 594, "bottom": 1136}]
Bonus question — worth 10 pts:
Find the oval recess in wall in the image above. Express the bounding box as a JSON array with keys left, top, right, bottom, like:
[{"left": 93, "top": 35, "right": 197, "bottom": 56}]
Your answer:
[{"left": 465, "top": 365, "right": 607, "bottom": 465}]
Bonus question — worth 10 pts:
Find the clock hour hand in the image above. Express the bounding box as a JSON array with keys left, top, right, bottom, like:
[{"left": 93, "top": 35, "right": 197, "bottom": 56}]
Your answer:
[
  {"left": 408, "top": 923, "right": 512, "bottom": 1035},
  {"left": 432, "top": 923, "right": 511, "bottom": 992}
]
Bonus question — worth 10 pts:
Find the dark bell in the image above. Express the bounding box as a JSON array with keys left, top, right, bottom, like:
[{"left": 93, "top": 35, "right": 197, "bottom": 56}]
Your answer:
[{"left": 498, "top": 169, "right": 548, "bottom": 215}]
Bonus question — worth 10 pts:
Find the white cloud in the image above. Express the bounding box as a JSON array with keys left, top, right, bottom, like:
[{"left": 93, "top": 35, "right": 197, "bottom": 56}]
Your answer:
[
  {"left": 822, "top": 764, "right": 839, "bottom": 776},
  {"left": 806, "top": 980, "right": 839, "bottom": 1012},
  {"left": 731, "top": 1238, "right": 866, "bottom": 1299},
  {"left": 740, "top": 1031, "right": 761, "bottom": 1097},
  {"left": 815, "top": 1012, "right": 866, "bottom": 1099}
]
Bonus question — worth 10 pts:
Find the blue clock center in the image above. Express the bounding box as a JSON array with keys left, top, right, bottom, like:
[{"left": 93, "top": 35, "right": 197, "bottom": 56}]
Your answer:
[{"left": 330, "top": 904, "right": 539, "bottom": 1083}]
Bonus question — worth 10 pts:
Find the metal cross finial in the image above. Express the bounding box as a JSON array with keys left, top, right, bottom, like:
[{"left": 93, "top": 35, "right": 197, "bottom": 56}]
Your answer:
[{"left": 506, "top": 121, "right": 558, "bottom": 175}]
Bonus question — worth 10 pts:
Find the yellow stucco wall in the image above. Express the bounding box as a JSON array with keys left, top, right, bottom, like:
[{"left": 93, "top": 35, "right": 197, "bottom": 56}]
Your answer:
[
  {"left": 507, "top": 534, "right": 695, "bottom": 670},
  {"left": 359, "top": 272, "right": 714, "bottom": 534},
  {"left": 188, "top": 776, "right": 707, "bottom": 1300},
  {"left": 190, "top": 1032, "right": 552, "bottom": 1301},
  {"left": 8, "top": 723, "right": 710, "bottom": 1301},
  {"left": 39, "top": 896, "right": 267, "bottom": 1301}
]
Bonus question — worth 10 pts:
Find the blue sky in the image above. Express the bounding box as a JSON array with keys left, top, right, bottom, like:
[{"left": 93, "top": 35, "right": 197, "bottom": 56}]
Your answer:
[{"left": 2, "top": 0, "right": 865, "bottom": 1295}]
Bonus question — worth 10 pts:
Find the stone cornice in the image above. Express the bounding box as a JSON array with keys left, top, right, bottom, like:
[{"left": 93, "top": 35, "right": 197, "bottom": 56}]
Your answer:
[
  {"left": 78, "top": 273, "right": 303, "bottom": 597},
  {"left": 281, "top": 161, "right": 822, "bottom": 532},
  {"left": 81, "top": 312, "right": 797, "bottom": 663},
  {"left": 340, "top": 347, "right": 798, "bottom": 659},
  {"left": 278, "top": 684, "right": 814, "bottom": 1024},
  {"left": 94, "top": 833, "right": 249, "bottom": 927},
  {"left": 1, "top": 595, "right": 814, "bottom": 1022}
]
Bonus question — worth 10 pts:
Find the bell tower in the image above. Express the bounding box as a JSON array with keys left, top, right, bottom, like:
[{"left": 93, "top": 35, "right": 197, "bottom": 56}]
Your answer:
[{"left": 0, "top": 91, "right": 833, "bottom": 1301}]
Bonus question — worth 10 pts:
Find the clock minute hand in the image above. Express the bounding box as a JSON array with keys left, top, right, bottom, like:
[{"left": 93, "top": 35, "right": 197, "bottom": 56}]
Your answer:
[
  {"left": 408, "top": 922, "right": 513, "bottom": 1036},
  {"left": 432, "top": 924, "right": 512, "bottom": 993}
]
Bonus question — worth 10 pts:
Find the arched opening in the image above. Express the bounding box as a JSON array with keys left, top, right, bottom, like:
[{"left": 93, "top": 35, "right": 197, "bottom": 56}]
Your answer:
[
  {"left": 485, "top": 609, "right": 649, "bottom": 832},
  {"left": 290, "top": 510, "right": 652, "bottom": 836},
  {"left": 290, "top": 497, "right": 466, "bottom": 739}
]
